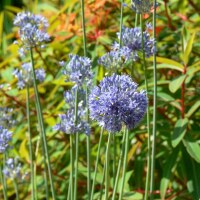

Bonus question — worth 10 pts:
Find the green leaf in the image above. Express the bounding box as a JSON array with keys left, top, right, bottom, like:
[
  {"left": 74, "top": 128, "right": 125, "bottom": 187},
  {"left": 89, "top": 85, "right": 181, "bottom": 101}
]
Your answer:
[
  {"left": 19, "top": 139, "right": 29, "bottom": 161},
  {"left": 186, "top": 100, "right": 200, "bottom": 118},
  {"left": 148, "top": 56, "right": 184, "bottom": 72},
  {"left": 183, "top": 32, "right": 196, "bottom": 65},
  {"left": 172, "top": 118, "right": 188, "bottom": 148},
  {"left": 169, "top": 74, "right": 186, "bottom": 93},
  {"left": 123, "top": 191, "right": 143, "bottom": 200},
  {"left": 183, "top": 135, "right": 200, "bottom": 163},
  {"left": 160, "top": 149, "right": 179, "bottom": 200}
]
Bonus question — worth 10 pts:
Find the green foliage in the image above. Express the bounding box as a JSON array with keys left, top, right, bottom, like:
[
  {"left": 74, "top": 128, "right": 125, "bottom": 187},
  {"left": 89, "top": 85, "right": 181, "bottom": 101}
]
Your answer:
[{"left": 0, "top": 0, "right": 200, "bottom": 199}]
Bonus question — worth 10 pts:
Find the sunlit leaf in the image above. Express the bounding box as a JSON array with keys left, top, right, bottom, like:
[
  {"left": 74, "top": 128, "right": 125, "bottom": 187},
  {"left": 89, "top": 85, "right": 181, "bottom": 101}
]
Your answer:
[
  {"left": 169, "top": 74, "right": 186, "bottom": 93},
  {"left": 172, "top": 118, "right": 188, "bottom": 148}
]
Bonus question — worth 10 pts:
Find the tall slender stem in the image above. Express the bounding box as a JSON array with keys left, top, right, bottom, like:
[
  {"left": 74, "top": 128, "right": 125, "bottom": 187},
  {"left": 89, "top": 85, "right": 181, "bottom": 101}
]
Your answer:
[
  {"left": 119, "top": 129, "right": 129, "bottom": 200},
  {"left": 140, "top": 15, "right": 151, "bottom": 200},
  {"left": 112, "top": 131, "right": 126, "bottom": 200},
  {"left": 70, "top": 134, "right": 74, "bottom": 200},
  {"left": 150, "top": 1, "right": 157, "bottom": 199},
  {"left": 119, "top": 0, "right": 124, "bottom": 48},
  {"left": 112, "top": 134, "right": 116, "bottom": 186},
  {"left": 74, "top": 89, "right": 79, "bottom": 200},
  {"left": 13, "top": 179, "right": 19, "bottom": 200},
  {"left": 26, "top": 85, "right": 36, "bottom": 200},
  {"left": 30, "top": 48, "right": 56, "bottom": 200},
  {"left": 90, "top": 127, "right": 104, "bottom": 199},
  {"left": 105, "top": 133, "right": 111, "bottom": 200},
  {"left": 0, "top": 162, "right": 7, "bottom": 200},
  {"left": 81, "top": 0, "right": 87, "bottom": 56}
]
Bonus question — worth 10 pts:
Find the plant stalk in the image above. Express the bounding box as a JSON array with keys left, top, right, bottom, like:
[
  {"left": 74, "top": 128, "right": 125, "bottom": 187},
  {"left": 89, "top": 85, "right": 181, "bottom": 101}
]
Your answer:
[{"left": 30, "top": 48, "right": 56, "bottom": 200}]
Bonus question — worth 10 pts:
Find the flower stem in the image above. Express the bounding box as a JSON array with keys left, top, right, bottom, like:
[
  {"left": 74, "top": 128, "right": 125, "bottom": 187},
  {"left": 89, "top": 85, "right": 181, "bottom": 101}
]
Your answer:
[
  {"left": 119, "top": 129, "right": 129, "bottom": 200},
  {"left": 0, "top": 162, "right": 7, "bottom": 200},
  {"left": 119, "top": 0, "right": 124, "bottom": 48},
  {"left": 140, "top": 15, "right": 151, "bottom": 200},
  {"left": 150, "top": 1, "right": 157, "bottom": 199},
  {"left": 81, "top": 0, "right": 87, "bottom": 57},
  {"left": 90, "top": 127, "right": 104, "bottom": 199},
  {"left": 70, "top": 134, "right": 74, "bottom": 200},
  {"left": 112, "top": 134, "right": 116, "bottom": 186},
  {"left": 105, "top": 133, "right": 112, "bottom": 200},
  {"left": 111, "top": 131, "right": 126, "bottom": 200},
  {"left": 30, "top": 48, "right": 56, "bottom": 200},
  {"left": 13, "top": 179, "right": 19, "bottom": 200},
  {"left": 26, "top": 85, "right": 36, "bottom": 200}
]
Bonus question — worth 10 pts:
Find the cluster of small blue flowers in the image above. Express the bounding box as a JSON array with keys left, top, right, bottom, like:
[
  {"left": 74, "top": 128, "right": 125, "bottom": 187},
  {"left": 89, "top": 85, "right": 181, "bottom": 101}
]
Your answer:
[
  {"left": 114, "top": 25, "right": 155, "bottom": 58},
  {"left": 13, "top": 12, "right": 50, "bottom": 57},
  {"left": 3, "top": 158, "right": 26, "bottom": 180},
  {"left": 98, "top": 25, "right": 155, "bottom": 70},
  {"left": 89, "top": 74, "right": 147, "bottom": 132},
  {"left": 54, "top": 87, "right": 90, "bottom": 135},
  {"left": 0, "top": 107, "right": 16, "bottom": 128},
  {"left": 62, "top": 54, "right": 93, "bottom": 87},
  {"left": 131, "top": 0, "right": 152, "bottom": 14},
  {"left": 0, "top": 125, "right": 12, "bottom": 153},
  {"left": 13, "top": 62, "right": 46, "bottom": 89}
]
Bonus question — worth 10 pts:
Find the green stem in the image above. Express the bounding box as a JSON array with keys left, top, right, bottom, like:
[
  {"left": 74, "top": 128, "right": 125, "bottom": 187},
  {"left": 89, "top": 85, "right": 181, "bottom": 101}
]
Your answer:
[
  {"left": 150, "top": 1, "right": 157, "bottom": 199},
  {"left": 13, "top": 179, "right": 19, "bottom": 200},
  {"left": 111, "top": 131, "right": 126, "bottom": 200},
  {"left": 26, "top": 85, "right": 36, "bottom": 200},
  {"left": 140, "top": 15, "right": 151, "bottom": 200},
  {"left": 30, "top": 48, "right": 56, "bottom": 200},
  {"left": 105, "top": 133, "right": 112, "bottom": 200},
  {"left": 135, "top": 13, "right": 139, "bottom": 27},
  {"left": 112, "top": 134, "right": 116, "bottom": 187},
  {"left": 119, "top": 0, "right": 124, "bottom": 48},
  {"left": 99, "top": 158, "right": 106, "bottom": 200},
  {"left": 0, "top": 163, "right": 7, "bottom": 200},
  {"left": 119, "top": 129, "right": 129, "bottom": 200},
  {"left": 70, "top": 134, "right": 74, "bottom": 200},
  {"left": 81, "top": 0, "right": 87, "bottom": 56},
  {"left": 90, "top": 127, "right": 104, "bottom": 199},
  {"left": 67, "top": 174, "right": 71, "bottom": 200},
  {"left": 74, "top": 88, "right": 79, "bottom": 200}
]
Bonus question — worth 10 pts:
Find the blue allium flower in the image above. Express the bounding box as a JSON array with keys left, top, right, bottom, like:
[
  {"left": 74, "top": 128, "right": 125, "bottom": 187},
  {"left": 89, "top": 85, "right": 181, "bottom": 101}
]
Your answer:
[
  {"left": 13, "top": 12, "right": 50, "bottom": 56},
  {"left": 62, "top": 54, "right": 93, "bottom": 87},
  {"left": 0, "top": 126, "right": 12, "bottom": 153},
  {"left": 131, "top": 0, "right": 152, "bottom": 14},
  {"left": 3, "top": 158, "right": 26, "bottom": 180},
  {"left": 89, "top": 74, "right": 147, "bottom": 132},
  {"left": 114, "top": 26, "right": 155, "bottom": 59},
  {"left": 0, "top": 107, "right": 16, "bottom": 128},
  {"left": 54, "top": 88, "right": 90, "bottom": 135},
  {"left": 13, "top": 62, "right": 46, "bottom": 89},
  {"left": 98, "top": 50, "right": 124, "bottom": 71},
  {"left": 53, "top": 108, "right": 90, "bottom": 135}
]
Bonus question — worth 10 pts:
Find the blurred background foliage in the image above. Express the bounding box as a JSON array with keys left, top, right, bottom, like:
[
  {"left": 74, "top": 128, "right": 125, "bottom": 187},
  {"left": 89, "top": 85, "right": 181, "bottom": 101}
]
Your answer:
[{"left": 0, "top": 0, "right": 200, "bottom": 199}]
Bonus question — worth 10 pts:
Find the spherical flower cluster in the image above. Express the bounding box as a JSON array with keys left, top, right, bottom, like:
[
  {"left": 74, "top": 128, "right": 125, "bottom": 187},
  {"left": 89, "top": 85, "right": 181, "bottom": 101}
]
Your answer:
[
  {"left": 89, "top": 74, "right": 147, "bottom": 132},
  {"left": 0, "top": 107, "right": 16, "bottom": 128},
  {"left": 3, "top": 158, "right": 26, "bottom": 180},
  {"left": 0, "top": 126, "right": 12, "bottom": 153},
  {"left": 62, "top": 54, "right": 93, "bottom": 87},
  {"left": 13, "top": 62, "right": 46, "bottom": 89},
  {"left": 114, "top": 26, "right": 155, "bottom": 59},
  {"left": 131, "top": 0, "right": 152, "bottom": 14},
  {"left": 98, "top": 50, "right": 124, "bottom": 71},
  {"left": 13, "top": 11, "right": 50, "bottom": 56},
  {"left": 53, "top": 108, "right": 90, "bottom": 135}
]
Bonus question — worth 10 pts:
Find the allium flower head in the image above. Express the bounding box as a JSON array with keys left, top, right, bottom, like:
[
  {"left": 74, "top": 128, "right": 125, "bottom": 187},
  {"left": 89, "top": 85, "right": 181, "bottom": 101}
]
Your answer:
[
  {"left": 89, "top": 74, "right": 147, "bottom": 132},
  {"left": 98, "top": 50, "right": 125, "bottom": 71},
  {"left": 13, "top": 11, "right": 50, "bottom": 56},
  {"left": 131, "top": 0, "right": 152, "bottom": 14},
  {"left": 62, "top": 54, "right": 93, "bottom": 87},
  {"left": 53, "top": 108, "right": 90, "bottom": 135},
  {"left": 13, "top": 62, "right": 46, "bottom": 89},
  {"left": 0, "top": 107, "right": 16, "bottom": 128},
  {"left": 3, "top": 158, "right": 26, "bottom": 181},
  {"left": 114, "top": 26, "right": 155, "bottom": 59},
  {"left": 0, "top": 126, "right": 12, "bottom": 153}
]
